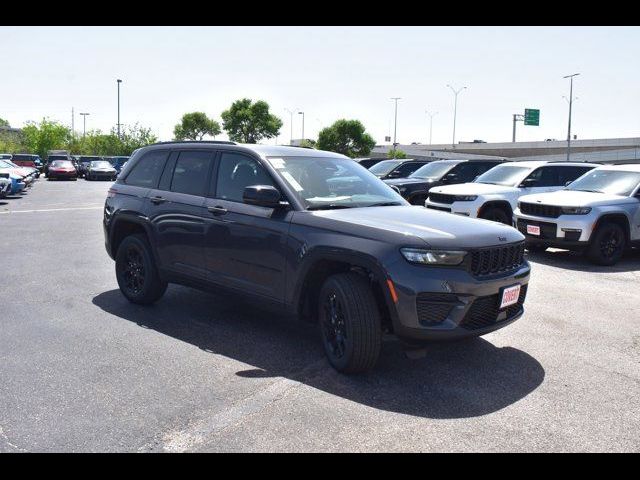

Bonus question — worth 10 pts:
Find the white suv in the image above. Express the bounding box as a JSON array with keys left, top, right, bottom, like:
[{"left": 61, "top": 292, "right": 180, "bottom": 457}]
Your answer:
[
  {"left": 514, "top": 164, "right": 640, "bottom": 265},
  {"left": 425, "top": 161, "right": 598, "bottom": 224}
]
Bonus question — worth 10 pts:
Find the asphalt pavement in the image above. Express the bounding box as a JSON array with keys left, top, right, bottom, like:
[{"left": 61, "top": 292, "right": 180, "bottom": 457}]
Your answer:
[{"left": 1, "top": 178, "right": 639, "bottom": 452}]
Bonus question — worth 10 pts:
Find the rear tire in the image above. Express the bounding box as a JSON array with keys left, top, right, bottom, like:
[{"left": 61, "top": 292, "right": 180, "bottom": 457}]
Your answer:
[
  {"left": 115, "top": 234, "right": 167, "bottom": 305},
  {"left": 318, "top": 273, "right": 382, "bottom": 373},
  {"left": 587, "top": 222, "right": 626, "bottom": 266},
  {"left": 480, "top": 207, "right": 510, "bottom": 225}
]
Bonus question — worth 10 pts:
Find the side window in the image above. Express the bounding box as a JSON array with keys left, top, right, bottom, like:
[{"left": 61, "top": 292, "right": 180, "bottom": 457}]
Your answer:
[
  {"left": 393, "top": 162, "right": 423, "bottom": 177},
  {"left": 215, "top": 152, "right": 275, "bottom": 202},
  {"left": 524, "top": 166, "right": 560, "bottom": 187},
  {"left": 561, "top": 166, "right": 593, "bottom": 185},
  {"left": 450, "top": 163, "right": 478, "bottom": 182},
  {"left": 124, "top": 150, "right": 168, "bottom": 188},
  {"left": 170, "top": 151, "right": 212, "bottom": 196},
  {"left": 476, "top": 162, "right": 500, "bottom": 177}
]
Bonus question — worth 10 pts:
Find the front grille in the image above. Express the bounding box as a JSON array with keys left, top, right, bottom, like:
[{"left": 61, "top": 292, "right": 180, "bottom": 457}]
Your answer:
[
  {"left": 428, "top": 192, "right": 456, "bottom": 204},
  {"left": 460, "top": 285, "right": 528, "bottom": 330},
  {"left": 520, "top": 202, "right": 562, "bottom": 218},
  {"left": 516, "top": 219, "right": 557, "bottom": 240},
  {"left": 469, "top": 242, "right": 525, "bottom": 277},
  {"left": 416, "top": 293, "right": 459, "bottom": 326}
]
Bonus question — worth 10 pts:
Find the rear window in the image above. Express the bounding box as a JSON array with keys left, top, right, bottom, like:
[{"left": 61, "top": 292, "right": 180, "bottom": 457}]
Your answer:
[
  {"left": 124, "top": 150, "right": 168, "bottom": 188},
  {"left": 170, "top": 151, "right": 212, "bottom": 196}
]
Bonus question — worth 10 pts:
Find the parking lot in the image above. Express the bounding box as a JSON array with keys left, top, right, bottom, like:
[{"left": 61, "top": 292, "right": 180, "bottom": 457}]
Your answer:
[{"left": 1, "top": 178, "right": 639, "bottom": 452}]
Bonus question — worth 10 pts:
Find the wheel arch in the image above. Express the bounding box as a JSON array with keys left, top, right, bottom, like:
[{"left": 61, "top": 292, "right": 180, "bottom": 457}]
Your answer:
[
  {"left": 478, "top": 200, "right": 513, "bottom": 219},
  {"left": 593, "top": 213, "right": 631, "bottom": 242},
  {"left": 109, "top": 213, "right": 158, "bottom": 261}
]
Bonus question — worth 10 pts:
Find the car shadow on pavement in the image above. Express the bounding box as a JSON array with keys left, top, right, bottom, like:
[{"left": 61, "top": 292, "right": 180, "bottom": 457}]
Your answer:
[
  {"left": 526, "top": 248, "right": 640, "bottom": 273},
  {"left": 93, "top": 287, "right": 545, "bottom": 419}
]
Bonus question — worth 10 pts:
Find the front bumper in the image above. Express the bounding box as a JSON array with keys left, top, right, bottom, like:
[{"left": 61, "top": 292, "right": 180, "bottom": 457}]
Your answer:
[
  {"left": 49, "top": 170, "right": 77, "bottom": 178},
  {"left": 88, "top": 171, "right": 116, "bottom": 179},
  {"left": 514, "top": 209, "right": 595, "bottom": 247},
  {"left": 386, "top": 257, "right": 531, "bottom": 342}
]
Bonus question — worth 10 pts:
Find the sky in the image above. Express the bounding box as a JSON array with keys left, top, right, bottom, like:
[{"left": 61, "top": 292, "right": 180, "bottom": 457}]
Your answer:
[{"left": 2, "top": 26, "right": 639, "bottom": 146}]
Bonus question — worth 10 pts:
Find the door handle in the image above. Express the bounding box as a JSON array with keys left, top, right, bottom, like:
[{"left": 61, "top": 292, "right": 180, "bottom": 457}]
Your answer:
[
  {"left": 208, "top": 205, "right": 228, "bottom": 215},
  {"left": 150, "top": 196, "right": 166, "bottom": 204}
]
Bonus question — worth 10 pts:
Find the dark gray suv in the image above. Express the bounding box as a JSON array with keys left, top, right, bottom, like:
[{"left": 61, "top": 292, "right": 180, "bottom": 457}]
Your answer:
[{"left": 104, "top": 142, "right": 530, "bottom": 373}]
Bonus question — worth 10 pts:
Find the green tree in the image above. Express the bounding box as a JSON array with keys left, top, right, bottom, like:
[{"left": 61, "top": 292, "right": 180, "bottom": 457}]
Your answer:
[
  {"left": 299, "top": 139, "right": 317, "bottom": 149},
  {"left": 21, "top": 118, "right": 72, "bottom": 159},
  {"left": 0, "top": 118, "right": 10, "bottom": 127},
  {"left": 173, "top": 112, "right": 221, "bottom": 141},
  {"left": 316, "top": 119, "right": 376, "bottom": 158},
  {"left": 221, "top": 98, "right": 282, "bottom": 143},
  {"left": 387, "top": 149, "right": 407, "bottom": 159}
]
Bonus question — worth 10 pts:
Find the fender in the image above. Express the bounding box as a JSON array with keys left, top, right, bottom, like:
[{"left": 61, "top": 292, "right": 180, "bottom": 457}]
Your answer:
[
  {"left": 593, "top": 212, "right": 631, "bottom": 241},
  {"left": 289, "top": 245, "right": 397, "bottom": 321},
  {"left": 109, "top": 210, "right": 161, "bottom": 264}
]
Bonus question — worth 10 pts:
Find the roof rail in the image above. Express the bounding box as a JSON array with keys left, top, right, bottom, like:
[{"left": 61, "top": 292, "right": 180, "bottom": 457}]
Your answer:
[{"left": 150, "top": 140, "right": 237, "bottom": 146}]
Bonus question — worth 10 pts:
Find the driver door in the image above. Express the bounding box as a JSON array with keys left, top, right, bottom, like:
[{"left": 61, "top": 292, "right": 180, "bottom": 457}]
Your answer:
[{"left": 203, "top": 151, "right": 293, "bottom": 302}]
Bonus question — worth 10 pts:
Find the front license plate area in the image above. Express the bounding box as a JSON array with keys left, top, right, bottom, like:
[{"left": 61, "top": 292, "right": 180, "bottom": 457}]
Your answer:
[{"left": 499, "top": 284, "right": 521, "bottom": 310}]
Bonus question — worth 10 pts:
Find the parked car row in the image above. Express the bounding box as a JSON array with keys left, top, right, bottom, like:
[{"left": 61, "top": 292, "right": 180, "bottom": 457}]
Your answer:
[
  {"left": 362, "top": 157, "right": 639, "bottom": 266},
  {"left": 0, "top": 154, "right": 40, "bottom": 197}
]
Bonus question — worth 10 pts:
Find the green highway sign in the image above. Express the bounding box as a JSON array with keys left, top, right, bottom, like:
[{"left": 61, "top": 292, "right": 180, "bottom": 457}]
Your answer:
[{"left": 524, "top": 108, "right": 540, "bottom": 126}]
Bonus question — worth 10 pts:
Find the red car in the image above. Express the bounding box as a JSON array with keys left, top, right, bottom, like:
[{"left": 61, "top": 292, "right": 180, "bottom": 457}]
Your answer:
[{"left": 47, "top": 160, "right": 78, "bottom": 180}]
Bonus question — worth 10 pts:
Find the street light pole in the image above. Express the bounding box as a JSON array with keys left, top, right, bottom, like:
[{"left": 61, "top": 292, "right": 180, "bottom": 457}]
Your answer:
[
  {"left": 80, "top": 112, "right": 90, "bottom": 137},
  {"left": 426, "top": 110, "right": 438, "bottom": 145},
  {"left": 447, "top": 84, "right": 466, "bottom": 147},
  {"left": 285, "top": 108, "right": 295, "bottom": 145},
  {"left": 391, "top": 97, "right": 401, "bottom": 151},
  {"left": 563, "top": 73, "right": 580, "bottom": 161},
  {"left": 117, "top": 79, "right": 122, "bottom": 138},
  {"left": 298, "top": 111, "right": 305, "bottom": 141}
]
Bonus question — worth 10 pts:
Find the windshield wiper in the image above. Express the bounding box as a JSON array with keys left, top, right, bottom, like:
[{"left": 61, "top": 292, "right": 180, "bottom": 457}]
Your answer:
[
  {"left": 307, "top": 204, "right": 356, "bottom": 211},
  {"left": 365, "top": 201, "right": 404, "bottom": 207}
]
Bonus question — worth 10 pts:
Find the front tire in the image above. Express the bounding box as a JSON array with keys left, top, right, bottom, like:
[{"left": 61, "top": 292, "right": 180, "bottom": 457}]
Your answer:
[
  {"left": 587, "top": 222, "right": 626, "bottom": 266},
  {"left": 318, "top": 273, "right": 382, "bottom": 373},
  {"left": 115, "top": 234, "right": 167, "bottom": 304},
  {"left": 479, "top": 207, "right": 510, "bottom": 224}
]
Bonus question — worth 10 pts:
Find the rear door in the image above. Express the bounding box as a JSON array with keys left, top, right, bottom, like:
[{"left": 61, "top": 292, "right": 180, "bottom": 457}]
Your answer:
[{"left": 146, "top": 149, "right": 215, "bottom": 279}]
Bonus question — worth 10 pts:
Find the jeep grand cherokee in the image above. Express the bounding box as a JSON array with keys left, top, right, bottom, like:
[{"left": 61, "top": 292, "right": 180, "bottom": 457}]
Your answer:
[{"left": 104, "top": 142, "right": 531, "bottom": 373}]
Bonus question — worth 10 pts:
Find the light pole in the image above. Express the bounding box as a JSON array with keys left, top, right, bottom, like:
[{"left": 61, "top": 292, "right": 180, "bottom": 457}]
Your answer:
[
  {"left": 447, "top": 84, "right": 466, "bottom": 147},
  {"left": 117, "top": 79, "right": 122, "bottom": 138},
  {"left": 298, "top": 111, "right": 305, "bottom": 141},
  {"left": 563, "top": 73, "right": 580, "bottom": 161},
  {"left": 79, "top": 112, "right": 90, "bottom": 137},
  {"left": 284, "top": 108, "right": 295, "bottom": 145},
  {"left": 391, "top": 97, "right": 401, "bottom": 151},
  {"left": 426, "top": 110, "right": 438, "bottom": 145}
]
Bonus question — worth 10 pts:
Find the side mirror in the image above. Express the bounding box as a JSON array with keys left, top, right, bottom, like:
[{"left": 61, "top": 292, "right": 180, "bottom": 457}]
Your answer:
[
  {"left": 243, "top": 185, "right": 284, "bottom": 208},
  {"left": 520, "top": 178, "right": 539, "bottom": 188},
  {"left": 442, "top": 173, "right": 458, "bottom": 184},
  {"left": 565, "top": 180, "right": 573, "bottom": 187}
]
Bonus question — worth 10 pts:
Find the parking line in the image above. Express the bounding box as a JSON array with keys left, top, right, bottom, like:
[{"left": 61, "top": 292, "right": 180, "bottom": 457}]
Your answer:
[{"left": 0, "top": 206, "right": 103, "bottom": 214}]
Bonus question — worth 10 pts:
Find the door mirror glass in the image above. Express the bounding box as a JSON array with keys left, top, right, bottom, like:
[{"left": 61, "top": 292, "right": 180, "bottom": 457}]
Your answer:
[{"left": 243, "top": 185, "right": 283, "bottom": 208}]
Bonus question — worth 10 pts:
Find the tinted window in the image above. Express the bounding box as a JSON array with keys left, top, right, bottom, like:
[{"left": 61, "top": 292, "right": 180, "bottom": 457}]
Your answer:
[
  {"left": 449, "top": 163, "right": 481, "bottom": 182},
  {"left": 559, "top": 166, "right": 594, "bottom": 185},
  {"left": 124, "top": 150, "right": 168, "bottom": 188},
  {"left": 391, "top": 162, "right": 425, "bottom": 178},
  {"left": 216, "top": 153, "right": 275, "bottom": 202},
  {"left": 170, "top": 151, "right": 212, "bottom": 196},
  {"left": 525, "top": 166, "right": 562, "bottom": 187}
]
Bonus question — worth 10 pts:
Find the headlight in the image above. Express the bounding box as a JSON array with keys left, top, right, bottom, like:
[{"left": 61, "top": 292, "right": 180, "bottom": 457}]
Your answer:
[
  {"left": 400, "top": 248, "right": 467, "bottom": 266},
  {"left": 561, "top": 206, "right": 592, "bottom": 215},
  {"left": 454, "top": 195, "right": 477, "bottom": 202}
]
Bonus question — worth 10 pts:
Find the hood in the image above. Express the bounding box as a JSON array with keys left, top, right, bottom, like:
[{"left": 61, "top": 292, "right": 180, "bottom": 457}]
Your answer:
[
  {"left": 430, "top": 182, "right": 519, "bottom": 196},
  {"left": 304, "top": 206, "right": 523, "bottom": 249},
  {"left": 519, "top": 189, "right": 637, "bottom": 207},
  {"left": 384, "top": 177, "right": 437, "bottom": 187}
]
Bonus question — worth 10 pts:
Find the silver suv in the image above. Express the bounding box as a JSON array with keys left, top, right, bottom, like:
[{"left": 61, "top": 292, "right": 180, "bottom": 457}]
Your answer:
[{"left": 514, "top": 164, "right": 640, "bottom": 265}]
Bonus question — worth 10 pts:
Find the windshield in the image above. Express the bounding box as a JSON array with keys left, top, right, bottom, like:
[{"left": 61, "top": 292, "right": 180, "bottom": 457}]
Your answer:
[
  {"left": 51, "top": 160, "right": 74, "bottom": 168},
  {"left": 48, "top": 155, "right": 68, "bottom": 161},
  {"left": 475, "top": 165, "right": 532, "bottom": 186},
  {"left": 0, "top": 160, "right": 14, "bottom": 168},
  {"left": 409, "top": 161, "right": 457, "bottom": 179},
  {"left": 267, "top": 156, "right": 405, "bottom": 210},
  {"left": 566, "top": 169, "right": 640, "bottom": 196},
  {"left": 91, "top": 161, "right": 112, "bottom": 168},
  {"left": 368, "top": 160, "right": 402, "bottom": 176}
]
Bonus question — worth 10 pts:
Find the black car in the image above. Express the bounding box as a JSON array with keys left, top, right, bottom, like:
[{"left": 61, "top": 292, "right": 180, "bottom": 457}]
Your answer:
[
  {"left": 368, "top": 158, "right": 431, "bottom": 180},
  {"left": 384, "top": 159, "right": 505, "bottom": 205},
  {"left": 104, "top": 142, "right": 530, "bottom": 373},
  {"left": 354, "top": 157, "right": 385, "bottom": 169},
  {"left": 86, "top": 160, "right": 118, "bottom": 181}
]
